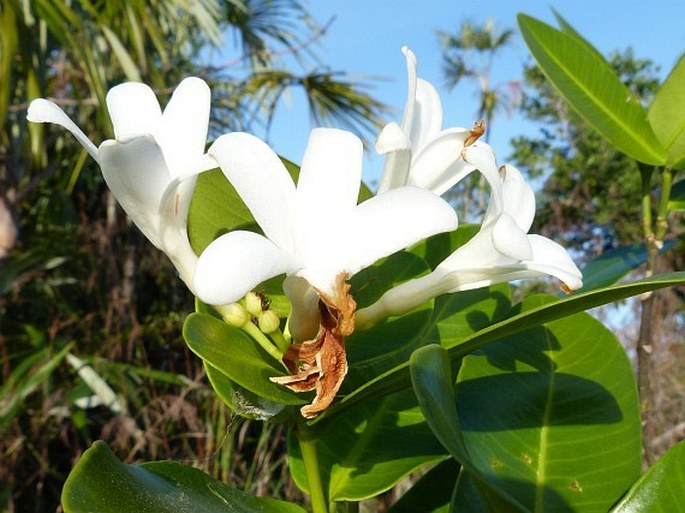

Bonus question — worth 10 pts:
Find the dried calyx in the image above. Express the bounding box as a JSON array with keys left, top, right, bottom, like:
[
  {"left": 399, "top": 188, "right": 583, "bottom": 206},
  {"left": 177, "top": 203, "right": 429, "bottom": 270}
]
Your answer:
[{"left": 271, "top": 276, "right": 355, "bottom": 419}]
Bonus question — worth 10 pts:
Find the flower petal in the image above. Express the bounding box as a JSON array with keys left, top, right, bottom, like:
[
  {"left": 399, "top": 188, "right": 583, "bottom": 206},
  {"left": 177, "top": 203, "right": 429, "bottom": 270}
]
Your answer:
[
  {"left": 408, "top": 127, "right": 476, "bottom": 195},
  {"left": 156, "top": 77, "right": 211, "bottom": 179},
  {"left": 410, "top": 78, "right": 443, "bottom": 153},
  {"left": 484, "top": 164, "right": 536, "bottom": 231},
  {"left": 208, "top": 132, "right": 296, "bottom": 253},
  {"left": 399, "top": 46, "right": 419, "bottom": 134},
  {"left": 26, "top": 99, "right": 99, "bottom": 161},
  {"left": 98, "top": 135, "right": 172, "bottom": 249},
  {"left": 283, "top": 276, "right": 321, "bottom": 342},
  {"left": 347, "top": 186, "right": 458, "bottom": 274},
  {"left": 295, "top": 128, "right": 362, "bottom": 267},
  {"left": 492, "top": 213, "right": 534, "bottom": 261},
  {"left": 376, "top": 122, "right": 412, "bottom": 193},
  {"left": 523, "top": 235, "right": 583, "bottom": 291},
  {"left": 106, "top": 82, "right": 162, "bottom": 139},
  {"left": 194, "top": 231, "right": 296, "bottom": 305},
  {"left": 463, "top": 144, "right": 504, "bottom": 213}
]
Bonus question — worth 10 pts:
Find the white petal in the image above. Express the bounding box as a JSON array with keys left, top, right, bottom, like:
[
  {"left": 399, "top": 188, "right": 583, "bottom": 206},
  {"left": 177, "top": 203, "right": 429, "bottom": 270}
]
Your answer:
[
  {"left": 492, "top": 213, "right": 534, "bottom": 261},
  {"left": 410, "top": 78, "right": 443, "bottom": 153},
  {"left": 283, "top": 276, "right": 321, "bottom": 342},
  {"left": 399, "top": 46, "right": 419, "bottom": 134},
  {"left": 347, "top": 186, "right": 458, "bottom": 274},
  {"left": 98, "top": 135, "right": 172, "bottom": 249},
  {"left": 194, "top": 231, "right": 296, "bottom": 305},
  {"left": 106, "top": 82, "right": 162, "bottom": 139},
  {"left": 295, "top": 128, "right": 361, "bottom": 266},
  {"left": 158, "top": 176, "right": 199, "bottom": 288},
  {"left": 27, "top": 99, "right": 99, "bottom": 161},
  {"left": 463, "top": 144, "right": 504, "bottom": 213},
  {"left": 499, "top": 164, "right": 536, "bottom": 231},
  {"left": 208, "top": 132, "right": 296, "bottom": 253},
  {"left": 524, "top": 235, "right": 583, "bottom": 291},
  {"left": 408, "top": 127, "right": 474, "bottom": 195},
  {"left": 156, "top": 77, "right": 211, "bottom": 179},
  {"left": 376, "top": 122, "right": 412, "bottom": 193}
]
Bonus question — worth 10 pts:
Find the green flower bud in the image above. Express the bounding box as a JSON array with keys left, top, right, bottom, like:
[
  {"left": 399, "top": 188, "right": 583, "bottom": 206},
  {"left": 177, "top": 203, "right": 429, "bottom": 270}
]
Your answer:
[
  {"left": 258, "top": 310, "right": 281, "bottom": 334},
  {"left": 245, "top": 292, "right": 263, "bottom": 316},
  {"left": 222, "top": 303, "right": 249, "bottom": 327}
]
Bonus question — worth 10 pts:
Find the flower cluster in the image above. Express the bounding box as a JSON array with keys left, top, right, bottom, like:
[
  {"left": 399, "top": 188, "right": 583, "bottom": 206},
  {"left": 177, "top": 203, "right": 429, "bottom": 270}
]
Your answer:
[{"left": 28, "top": 47, "right": 581, "bottom": 418}]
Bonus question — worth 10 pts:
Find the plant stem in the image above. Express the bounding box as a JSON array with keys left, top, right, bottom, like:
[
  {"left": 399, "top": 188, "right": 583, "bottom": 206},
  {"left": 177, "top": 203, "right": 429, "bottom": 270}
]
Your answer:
[
  {"left": 298, "top": 427, "right": 329, "bottom": 513},
  {"left": 636, "top": 166, "right": 672, "bottom": 466},
  {"left": 242, "top": 321, "right": 285, "bottom": 364}
]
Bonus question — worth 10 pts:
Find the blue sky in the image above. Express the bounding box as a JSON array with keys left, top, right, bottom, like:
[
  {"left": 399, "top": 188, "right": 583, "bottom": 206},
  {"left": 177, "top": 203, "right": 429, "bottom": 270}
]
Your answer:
[{"left": 223, "top": 0, "right": 685, "bottom": 186}]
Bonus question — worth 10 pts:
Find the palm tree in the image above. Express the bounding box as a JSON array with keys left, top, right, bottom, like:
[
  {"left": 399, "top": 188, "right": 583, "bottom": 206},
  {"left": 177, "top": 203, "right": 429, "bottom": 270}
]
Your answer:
[{"left": 438, "top": 18, "right": 517, "bottom": 142}]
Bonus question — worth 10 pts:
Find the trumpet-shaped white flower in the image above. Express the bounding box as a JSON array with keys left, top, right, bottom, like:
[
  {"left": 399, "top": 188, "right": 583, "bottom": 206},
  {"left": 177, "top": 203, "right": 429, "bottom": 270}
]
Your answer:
[
  {"left": 27, "top": 77, "right": 215, "bottom": 290},
  {"left": 356, "top": 145, "right": 583, "bottom": 329},
  {"left": 376, "top": 46, "right": 489, "bottom": 195},
  {"left": 193, "top": 127, "right": 459, "bottom": 340}
]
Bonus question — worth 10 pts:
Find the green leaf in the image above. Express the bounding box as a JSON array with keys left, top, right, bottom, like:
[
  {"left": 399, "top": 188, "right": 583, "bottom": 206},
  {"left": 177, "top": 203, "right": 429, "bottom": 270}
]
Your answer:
[
  {"left": 187, "top": 168, "right": 254, "bottom": 255},
  {"left": 410, "top": 224, "right": 480, "bottom": 270},
  {"left": 611, "top": 440, "right": 685, "bottom": 512},
  {"left": 316, "top": 272, "right": 685, "bottom": 424},
  {"left": 648, "top": 54, "right": 685, "bottom": 168},
  {"left": 517, "top": 14, "right": 666, "bottom": 165},
  {"left": 388, "top": 458, "right": 460, "bottom": 513},
  {"left": 410, "top": 345, "right": 526, "bottom": 511},
  {"left": 668, "top": 179, "right": 685, "bottom": 211},
  {"left": 288, "top": 391, "right": 447, "bottom": 502},
  {"left": 578, "top": 241, "right": 676, "bottom": 292},
  {"left": 62, "top": 441, "right": 305, "bottom": 513},
  {"left": 454, "top": 301, "right": 641, "bottom": 512},
  {"left": 183, "top": 313, "right": 306, "bottom": 406}
]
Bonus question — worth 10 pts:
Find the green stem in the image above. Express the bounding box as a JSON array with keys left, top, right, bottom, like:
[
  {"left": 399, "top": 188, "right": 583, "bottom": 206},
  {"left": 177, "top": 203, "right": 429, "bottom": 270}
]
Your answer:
[
  {"left": 242, "top": 321, "right": 285, "bottom": 364},
  {"left": 655, "top": 168, "right": 673, "bottom": 242},
  {"left": 298, "top": 428, "right": 328, "bottom": 513},
  {"left": 270, "top": 329, "right": 290, "bottom": 354}
]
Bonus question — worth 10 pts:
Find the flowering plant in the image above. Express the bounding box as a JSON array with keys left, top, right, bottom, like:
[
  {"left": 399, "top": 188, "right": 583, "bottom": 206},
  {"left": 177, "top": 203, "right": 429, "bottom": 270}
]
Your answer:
[{"left": 28, "top": 14, "right": 685, "bottom": 513}]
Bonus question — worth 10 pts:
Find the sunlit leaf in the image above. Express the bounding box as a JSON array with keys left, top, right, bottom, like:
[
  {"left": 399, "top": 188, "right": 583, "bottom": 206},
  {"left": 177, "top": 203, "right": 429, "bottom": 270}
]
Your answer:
[
  {"left": 612, "top": 440, "right": 685, "bottom": 512},
  {"left": 317, "top": 272, "right": 685, "bottom": 423},
  {"left": 454, "top": 298, "right": 641, "bottom": 512},
  {"left": 518, "top": 14, "right": 666, "bottom": 165},
  {"left": 183, "top": 313, "right": 306, "bottom": 406},
  {"left": 648, "top": 54, "right": 685, "bottom": 168}
]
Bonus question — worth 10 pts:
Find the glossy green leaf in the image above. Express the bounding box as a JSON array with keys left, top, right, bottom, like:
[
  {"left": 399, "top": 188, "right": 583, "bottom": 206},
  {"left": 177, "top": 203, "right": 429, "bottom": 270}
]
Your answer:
[
  {"left": 518, "top": 14, "right": 666, "bottom": 165},
  {"left": 183, "top": 313, "right": 306, "bottom": 406},
  {"left": 388, "top": 458, "right": 460, "bottom": 513},
  {"left": 316, "top": 272, "right": 685, "bottom": 424},
  {"left": 611, "top": 440, "right": 685, "bottom": 512},
  {"left": 410, "top": 345, "right": 526, "bottom": 511},
  {"left": 578, "top": 241, "right": 675, "bottom": 292},
  {"left": 668, "top": 179, "right": 685, "bottom": 211},
  {"left": 187, "top": 168, "right": 254, "bottom": 255},
  {"left": 550, "top": 9, "right": 605, "bottom": 62},
  {"left": 62, "top": 441, "right": 305, "bottom": 513},
  {"left": 288, "top": 391, "right": 447, "bottom": 502},
  {"left": 455, "top": 301, "right": 641, "bottom": 512},
  {"left": 648, "top": 54, "right": 685, "bottom": 168},
  {"left": 205, "top": 363, "right": 295, "bottom": 422}
]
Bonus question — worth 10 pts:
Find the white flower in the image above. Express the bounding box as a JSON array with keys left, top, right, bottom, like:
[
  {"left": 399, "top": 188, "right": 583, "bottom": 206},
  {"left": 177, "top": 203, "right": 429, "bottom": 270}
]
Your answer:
[
  {"left": 356, "top": 145, "right": 583, "bottom": 329},
  {"left": 376, "top": 46, "right": 489, "bottom": 195},
  {"left": 27, "top": 77, "right": 215, "bottom": 290},
  {"left": 193, "top": 127, "right": 459, "bottom": 341}
]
